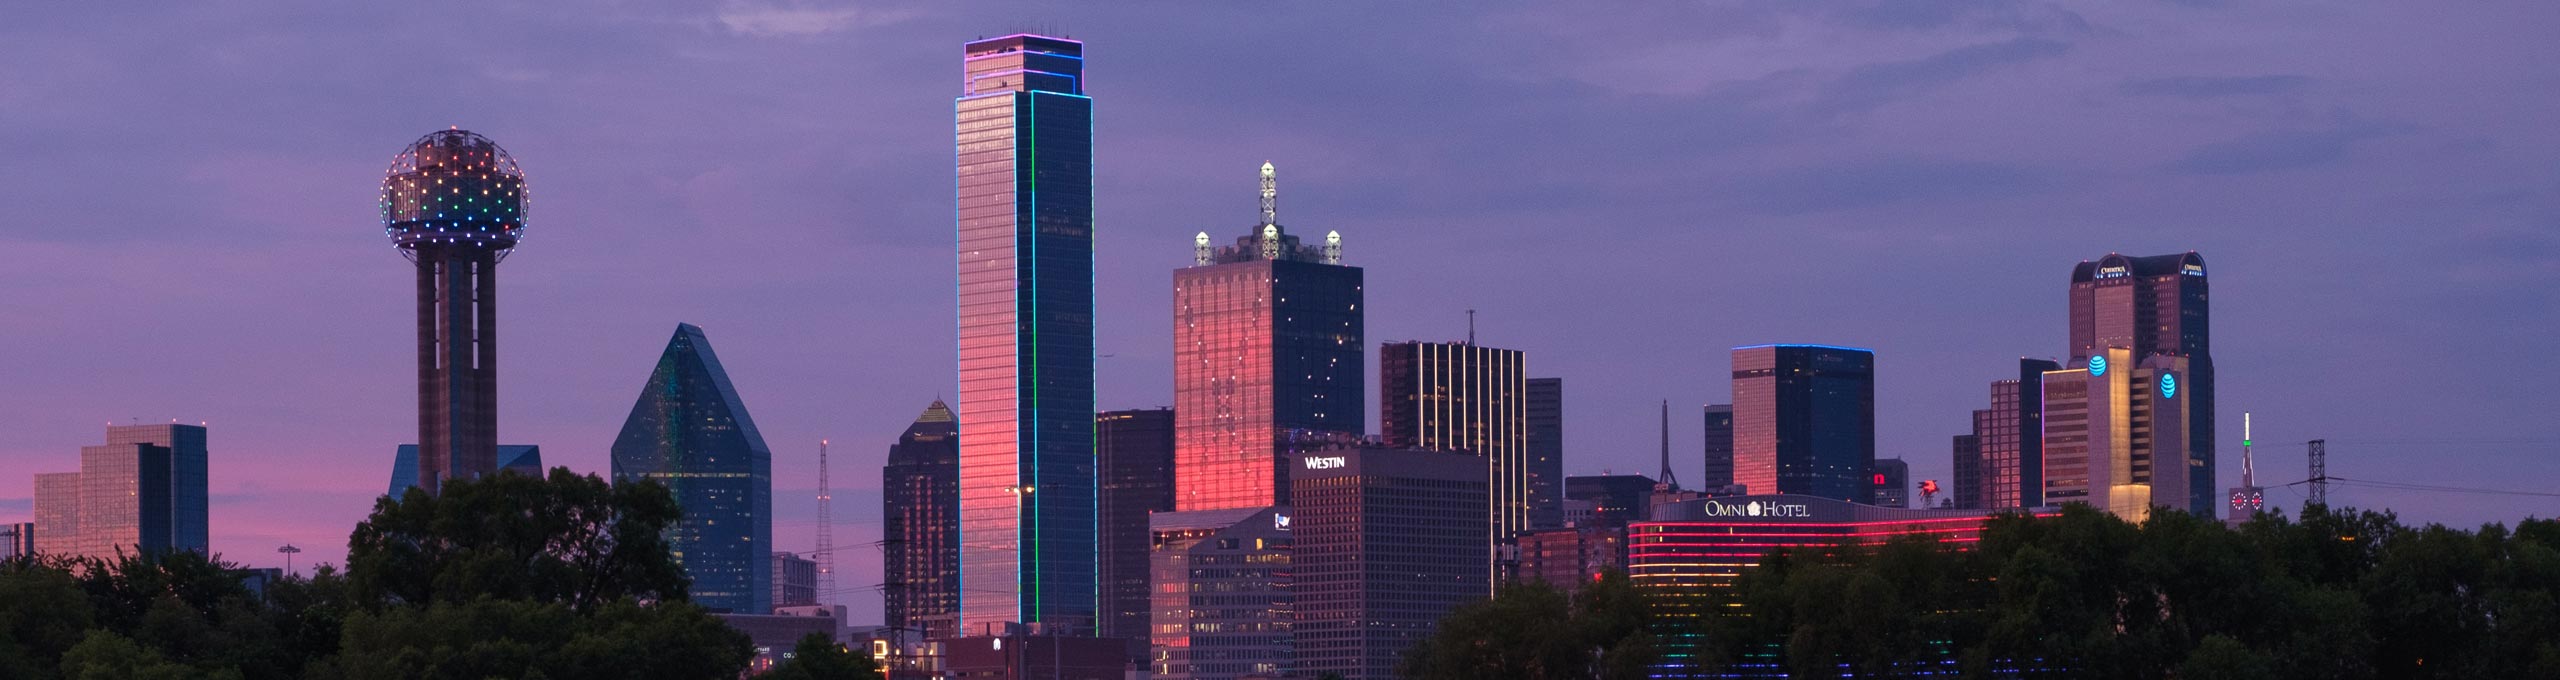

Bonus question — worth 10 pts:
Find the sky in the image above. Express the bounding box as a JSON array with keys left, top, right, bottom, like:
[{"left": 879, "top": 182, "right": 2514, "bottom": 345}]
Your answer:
[{"left": 3, "top": 1, "right": 2557, "bottom": 621}]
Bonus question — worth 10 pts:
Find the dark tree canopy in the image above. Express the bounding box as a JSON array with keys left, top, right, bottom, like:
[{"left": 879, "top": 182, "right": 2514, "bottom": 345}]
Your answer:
[
  {"left": 764, "top": 632, "right": 882, "bottom": 680},
  {"left": 347, "top": 468, "right": 692, "bottom": 612},
  {"left": 1401, "top": 571, "right": 1660, "bottom": 680}
]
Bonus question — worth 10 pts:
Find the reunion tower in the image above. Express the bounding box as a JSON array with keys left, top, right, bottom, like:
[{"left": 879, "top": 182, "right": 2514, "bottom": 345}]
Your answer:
[{"left": 381, "top": 128, "right": 526, "bottom": 495}]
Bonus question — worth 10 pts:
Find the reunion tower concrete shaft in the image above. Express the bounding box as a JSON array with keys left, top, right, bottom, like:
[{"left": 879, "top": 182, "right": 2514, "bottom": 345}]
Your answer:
[{"left": 381, "top": 128, "right": 527, "bottom": 495}]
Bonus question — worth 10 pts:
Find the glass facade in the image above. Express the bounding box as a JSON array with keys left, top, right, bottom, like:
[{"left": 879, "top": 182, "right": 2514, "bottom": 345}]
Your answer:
[
  {"left": 1729, "top": 345, "right": 1875, "bottom": 504},
  {"left": 1379, "top": 341, "right": 1528, "bottom": 542},
  {"left": 1098, "top": 408, "right": 1175, "bottom": 641},
  {"left": 956, "top": 33, "right": 1097, "bottom": 635},
  {"left": 610, "top": 323, "right": 773, "bottom": 614},
  {"left": 884, "top": 400, "right": 962, "bottom": 641},
  {"left": 29, "top": 425, "right": 206, "bottom": 560},
  {"left": 1289, "top": 448, "right": 1488, "bottom": 680},
  {"left": 1525, "top": 378, "right": 1564, "bottom": 531},
  {"left": 2069, "top": 252, "right": 2212, "bottom": 515},
  {"left": 1147, "top": 506, "right": 1293, "bottom": 680},
  {"left": 1700, "top": 404, "right": 1733, "bottom": 489},
  {"left": 388, "top": 444, "right": 542, "bottom": 497},
  {"left": 1961, "top": 358, "right": 2061, "bottom": 510}
]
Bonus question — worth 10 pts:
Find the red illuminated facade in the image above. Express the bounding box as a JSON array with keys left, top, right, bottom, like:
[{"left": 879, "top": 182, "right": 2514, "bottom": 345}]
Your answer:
[{"left": 1628, "top": 495, "right": 2041, "bottom": 638}]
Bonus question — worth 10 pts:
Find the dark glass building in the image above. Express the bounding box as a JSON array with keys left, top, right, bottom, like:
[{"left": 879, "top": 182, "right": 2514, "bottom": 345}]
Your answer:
[
  {"left": 1290, "top": 447, "right": 1489, "bottom": 680},
  {"left": 30, "top": 424, "right": 209, "bottom": 560},
  {"left": 1730, "top": 345, "right": 1875, "bottom": 504},
  {"left": 955, "top": 32, "right": 1097, "bottom": 635},
  {"left": 1173, "top": 163, "right": 1363, "bottom": 512},
  {"left": 884, "top": 400, "right": 961, "bottom": 642},
  {"left": 611, "top": 323, "right": 774, "bottom": 614},
  {"left": 1147, "top": 505, "right": 1293, "bottom": 680},
  {"left": 2069, "top": 252, "right": 2212, "bottom": 516},
  {"left": 1950, "top": 434, "right": 1983, "bottom": 509},
  {"left": 1525, "top": 378, "right": 1565, "bottom": 531},
  {"left": 1565, "top": 474, "right": 1659, "bottom": 528},
  {"left": 1097, "top": 408, "right": 1175, "bottom": 642},
  {"left": 387, "top": 444, "right": 542, "bottom": 497},
  {"left": 1871, "top": 458, "right": 1909, "bottom": 509},
  {"left": 1379, "top": 341, "right": 1527, "bottom": 542},
  {"left": 1956, "top": 358, "right": 2061, "bottom": 510},
  {"left": 381, "top": 130, "right": 524, "bottom": 495},
  {"left": 1700, "top": 404, "right": 1733, "bottom": 490}
]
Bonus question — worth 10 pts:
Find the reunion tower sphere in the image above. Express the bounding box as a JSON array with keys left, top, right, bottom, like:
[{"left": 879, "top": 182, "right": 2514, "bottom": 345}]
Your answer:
[{"left": 380, "top": 128, "right": 526, "bottom": 259}]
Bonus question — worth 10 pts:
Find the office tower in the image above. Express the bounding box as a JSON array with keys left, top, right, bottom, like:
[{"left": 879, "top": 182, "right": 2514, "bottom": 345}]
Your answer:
[
  {"left": 1515, "top": 524, "right": 1626, "bottom": 595},
  {"left": 2069, "top": 252, "right": 2212, "bottom": 515},
  {"left": 29, "top": 424, "right": 210, "bottom": 560},
  {"left": 956, "top": 32, "right": 1097, "bottom": 635},
  {"left": 1290, "top": 447, "right": 1490, "bottom": 680},
  {"left": 0, "top": 523, "right": 31, "bottom": 559},
  {"left": 884, "top": 400, "right": 962, "bottom": 642},
  {"left": 774, "top": 551, "right": 819, "bottom": 609},
  {"left": 1098, "top": 408, "right": 1176, "bottom": 641},
  {"left": 611, "top": 323, "right": 774, "bottom": 614},
  {"left": 1379, "top": 341, "right": 1527, "bottom": 541},
  {"left": 1173, "top": 162, "right": 1364, "bottom": 512},
  {"left": 1871, "top": 458, "right": 1909, "bottom": 509},
  {"left": 1958, "top": 358, "right": 2062, "bottom": 511},
  {"left": 2039, "top": 349, "right": 2192, "bottom": 521},
  {"left": 1147, "top": 506, "right": 1293, "bottom": 680},
  {"left": 382, "top": 129, "right": 524, "bottom": 495},
  {"left": 1525, "top": 378, "right": 1564, "bottom": 530},
  {"left": 1730, "top": 345, "right": 1876, "bottom": 503},
  {"left": 1950, "top": 434, "right": 1983, "bottom": 509},
  {"left": 387, "top": 445, "right": 542, "bottom": 497},
  {"left": 1565, "top": 474, "right": 1659, "bottom": 528},
  {"left": 1700, "top": 404, "right": 1734, "bottom": 489}
]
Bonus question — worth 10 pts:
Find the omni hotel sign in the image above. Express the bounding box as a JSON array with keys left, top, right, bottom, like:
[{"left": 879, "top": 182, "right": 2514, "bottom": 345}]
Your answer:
[{"left": 1696, "top": 499, "right": 1814, "bottom": 519}]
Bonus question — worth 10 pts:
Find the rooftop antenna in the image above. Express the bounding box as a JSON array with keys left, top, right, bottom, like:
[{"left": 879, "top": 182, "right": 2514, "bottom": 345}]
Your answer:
[
  {"left": 1259, "top": 161, "right": 1277, "bottom": 227},
  {"left": 816, "top": 439, "right": 835, "bottom": 604},
  {"left": 2306, "top": 439, "right": 2329, "bottom": 506},
  {"left": 1656, "top": 400, "right": 1680, "bottom": 492},
  {"left": 1467, "top": 309, "right": 1477, "bottom": 344}
]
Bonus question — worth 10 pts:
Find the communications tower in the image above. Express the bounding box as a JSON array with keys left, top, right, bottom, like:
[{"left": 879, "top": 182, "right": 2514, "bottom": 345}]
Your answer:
[{"left": 382, "top": 128, "right": 526, "bottom": 495}]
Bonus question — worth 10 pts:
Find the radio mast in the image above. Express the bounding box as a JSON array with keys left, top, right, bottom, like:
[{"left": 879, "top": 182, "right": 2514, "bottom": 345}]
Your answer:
[{"left": 816, "top": 439, "right": 835, "bottom": 603}]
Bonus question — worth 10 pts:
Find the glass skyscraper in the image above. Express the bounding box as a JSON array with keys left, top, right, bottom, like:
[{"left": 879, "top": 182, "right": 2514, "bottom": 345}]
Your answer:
[
  {"left": 884, "top": 400, "right": 962, "bottom": 642},
  {"left": 1525, "top": 378, "right": 1564, "bottom": 531},
  {"left": 2039, "top": 348, "right": 2193, "bottom": 521},
  {"left": 28, "top": 424, "right": 208, "bottom": 560},
  {"left": 955, "top": 33, "right": 1097, "bottom": 635},
  {"left": 1730, "top": 345, "right": 1876, "bottom": 504},
  {"left": 1379, "top": 341, "right": 1528, "bottom": 542},
  {"left": 1097, "top": 408, "right": 1175, "bottom": 641},
  {"left": 1173, "top": 162, "right": 1364, "bottom": 511},
  {"left": 2069, "top": 252, "right": 2213, "bottom": 516},
  {"left": 611, "top": 323, "right": 773, "bottom": 614}
]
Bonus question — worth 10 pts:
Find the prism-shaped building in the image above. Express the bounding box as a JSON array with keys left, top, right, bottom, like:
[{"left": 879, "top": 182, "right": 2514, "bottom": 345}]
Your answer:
[{"left": 612, "top": 323, "right": 774, "bottom": 614}]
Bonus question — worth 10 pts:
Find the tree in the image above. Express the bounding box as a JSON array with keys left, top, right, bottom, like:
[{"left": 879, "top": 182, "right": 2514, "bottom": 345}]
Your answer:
[
  {"left": 1400, "top": 582, "right": 1583, "bottom": 679},
  {"left": 56, "top": 630, "right": 217, "bottom": 680},
  {"left": 346, "top": 468, "right": 691, "bottom": 612},
  {"left": 764, "top": 632, "right": 881, "bottom": 680}
]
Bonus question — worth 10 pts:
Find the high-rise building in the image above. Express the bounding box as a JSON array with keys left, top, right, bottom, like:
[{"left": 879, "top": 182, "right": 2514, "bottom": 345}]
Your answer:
[
  {"left": 955, "top": 32, "right": 1098, "bottom": 635},
  {"left": 1871, "top": 458, "right": 1910, "bottom": 509},
  {"left": 1565, "top": 474, "right": 1658, "bottom": 528},
  {"left": 1730, "top": 345, "right": 1875, "bottom": 503},
  {"left": 382, "top": 129, "right": 524, "bottom": 495},
  {"left": 29, "top": 424, "right": 210, "bottom": 560},
  {"left": 611, "top": 323, "right": 774, "bottom": 614},
  {"left": 1956, "top": 358, "right": 2061, "bottom": 511},
  {"left": 774, "top": 551, "right": 819, "bottom": 609},
  {"left": 1525, "top": 378, "right": 1565, "bottom": 531},
  {"left": 884, "top": 400, "right": 962, "bottom": 642},
  {"left": 0, "top": 523, "right": 32, "bottom": 559},
  {"left": 1147, "top": 505, "right": 1294, "bottom": 680},
  {"left": 1173, "top": 162, "right": 1364, "bottom": 513},
  {"left": 1098, "top": 408, "right": 1175, "bottom": 641},
  {"left": 1700, "top": 404, "right": 1734, "bottom": 490},
  {"left": 2069, "top": 252, "right": 2212, "bottom": 516},
  {"left": 387, "top": 445, "right": 542, "bottom": 497},
  {"left": 1379, "top": 341, "right": 1527, "bottom": 542},
  {"left": 1291, "top": 447, "right": 1489, "bottom": 680},
  {"left": 2039, "top": 349, "right": 2192, "bottom": 521},
  {"left": 1950, "top": 434, "right": 1983, "bottom": 509}
]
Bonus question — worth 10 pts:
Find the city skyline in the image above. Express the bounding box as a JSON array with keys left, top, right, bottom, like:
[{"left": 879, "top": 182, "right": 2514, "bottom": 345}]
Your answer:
[{"left": 5, "top": 2, "right": 2559, "bottom": 630}]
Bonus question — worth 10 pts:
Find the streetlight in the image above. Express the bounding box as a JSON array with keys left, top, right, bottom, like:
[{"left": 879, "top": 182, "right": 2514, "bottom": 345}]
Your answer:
[{"left": 276, "top": 544, "right": 302, "bottom": 577}]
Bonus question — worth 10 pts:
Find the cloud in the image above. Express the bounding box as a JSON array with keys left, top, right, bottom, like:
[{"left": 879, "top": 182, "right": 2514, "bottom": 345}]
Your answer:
[
  {"left": 2169, "top": 120, "right": 2406, "bottom": 175},
  {"left": 1737, "top": 158, "right": 2067, "bottom": 215},
  {"left": 1814, "top": 37, "right": 2073, "bottom": 114},
  {"left": 716, "top": 1, "right": 902, "bottom": 37},
  {"left": 2122, "top": 74, "right": 2312, "bottom": 99}
]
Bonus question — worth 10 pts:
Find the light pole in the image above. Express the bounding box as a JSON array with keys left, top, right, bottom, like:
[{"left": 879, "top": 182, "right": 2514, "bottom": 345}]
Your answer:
[{"left": 276, "top": 544, "right": 302, "bottom": 577}]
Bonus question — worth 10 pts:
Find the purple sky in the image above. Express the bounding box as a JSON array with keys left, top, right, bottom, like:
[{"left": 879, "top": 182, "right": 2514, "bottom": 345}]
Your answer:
[{"left": 4, "top": 2, "right": 2556, "bottom": 620}]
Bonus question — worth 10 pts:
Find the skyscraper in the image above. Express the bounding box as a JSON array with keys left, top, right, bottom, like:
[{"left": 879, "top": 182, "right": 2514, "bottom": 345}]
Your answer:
[
  {"left": 1950, "top": 434, "right": 1983, "bottom": 510},
  {"left": 1730, "top": 345, "right": 1875, "bottom": 503},
  {"left": 382, "top": 129, "right": 524, "bottom": 495},
  {"left": 955, "top": 32, "right": 1097, "bottom": 635},
  {"left": 2069, "top": 252, "right": 2212, "bottom": 516},
  {"left": 2039, "top": 348, "right": 2193, "bottom": 520},
  {"left": 1958, "top": 358, "right": 2061, "bottom": 510},
  {"left": 1097, "top": 408, "right": 1175, "bottom": 641},
  {"left": 1147, "top": 505, "right": 1294, "bottom": 680},
  {"left": 611, "top": 323, "right": 774, "bottom": 614},
  {"left": 773, "top": 551, "right": 818, "bottom": 609},
  {"left": 1700, "top": 404, "right": 1733, "bottom": 490},
  {"left": 1525, "top": 378, "right": 1565, "bottom": 531},
  {"left": 1173, "top": 163, "right": 1364, "bottom": 511},
  {"left": 28, "top": 424, "right": 209, "bottom": 560},
  {"left": 1379, "top": 341, "right": 1528, "bottom": 541},
  {"left": 884, "top": 400, "right": 962, "bottom": 642},
  {"left": 1565, "top": 474, "right": 1659, "bottom": 528},
  {"left": 1290, "top": 447, "right": 1489, "bottom": 680}
]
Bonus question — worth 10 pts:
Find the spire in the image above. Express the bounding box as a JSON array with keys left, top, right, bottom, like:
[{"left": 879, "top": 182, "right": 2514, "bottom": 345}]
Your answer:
[
  {"left": 1658, "top": 400, "right": 1680, "bottom": 491},
  {"left": 1324, "top": 230, "right": 1341, "bottom": 265},
  {"left": 1259, "top": 161, "right": 1277, "bottom": 227},
  {"left": 2240, "top": 412, "right": 2255, "bottom": 487},
  {"left": 1195, "top": 231, "right": 1213, "bottom": 266}
]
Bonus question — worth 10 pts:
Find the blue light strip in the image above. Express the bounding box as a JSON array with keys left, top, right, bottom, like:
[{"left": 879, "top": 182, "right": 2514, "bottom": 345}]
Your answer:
[{"left": 1730, "top": 343, "right": 1875, "bottom": 353}]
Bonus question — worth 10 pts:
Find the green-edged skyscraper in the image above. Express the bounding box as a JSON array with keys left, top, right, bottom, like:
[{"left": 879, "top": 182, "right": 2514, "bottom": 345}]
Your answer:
[{"left": 612, "top": 323, "right": 773, "bottom": 614}]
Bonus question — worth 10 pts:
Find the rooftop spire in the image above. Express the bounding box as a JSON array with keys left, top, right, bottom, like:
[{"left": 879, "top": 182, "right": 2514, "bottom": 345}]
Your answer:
[{"left": 1259, "top": 161, "right": 1277, "bottom": 227}]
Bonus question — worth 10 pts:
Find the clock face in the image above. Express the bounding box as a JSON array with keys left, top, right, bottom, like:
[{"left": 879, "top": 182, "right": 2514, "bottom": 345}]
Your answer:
[
  {"left": 2160, "top": 373, "right": 2178, "bottom": 399},
  {"left": 2088, "top": 355, "right": 2108, "bottom": 376}
]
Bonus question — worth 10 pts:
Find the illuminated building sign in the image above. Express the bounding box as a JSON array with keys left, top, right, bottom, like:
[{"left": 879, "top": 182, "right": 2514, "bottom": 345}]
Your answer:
[
  {"left": 1273, "top": 513, "right": 1292, "bottom": 530},
  {"left": 2160, "top": 373, "right": 2178, "bottom": 399},
  {"left": 2182, "top": 264, "right": 2205, "bottom": 276},
  {"left": 2096, "top": 265, "right": 2130, "bottom": 279},
  {"left": 1695, "top": 499, "right": 1812, "bottom": 519},
  {"left": 1304, "top": 456, "right": 1346, "bottom": 470},
  {"left": 2088, "top": 355, "right": 2108, "bottom": 376}
]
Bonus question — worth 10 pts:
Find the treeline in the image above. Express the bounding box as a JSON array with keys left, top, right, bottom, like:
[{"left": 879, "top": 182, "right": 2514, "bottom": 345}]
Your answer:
[
  {"left": 0, "top": 469, "right": 877, "bottom": 680},
  {"left": 1414, "top": 504, "right": 2560, "bottom": 679}
]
